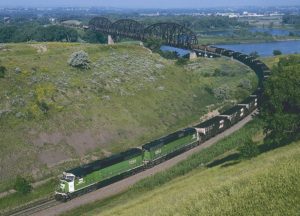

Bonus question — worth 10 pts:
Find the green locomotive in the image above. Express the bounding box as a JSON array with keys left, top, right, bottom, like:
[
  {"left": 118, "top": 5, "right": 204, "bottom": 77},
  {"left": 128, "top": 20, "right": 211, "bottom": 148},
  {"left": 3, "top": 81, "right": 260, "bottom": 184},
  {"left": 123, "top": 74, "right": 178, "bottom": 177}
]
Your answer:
[
  {"left": 55, "top": 148, "right": 144, "bottom": 200},
  {"left": 55, "top": 128, "right": 199, "bottom": 200}
]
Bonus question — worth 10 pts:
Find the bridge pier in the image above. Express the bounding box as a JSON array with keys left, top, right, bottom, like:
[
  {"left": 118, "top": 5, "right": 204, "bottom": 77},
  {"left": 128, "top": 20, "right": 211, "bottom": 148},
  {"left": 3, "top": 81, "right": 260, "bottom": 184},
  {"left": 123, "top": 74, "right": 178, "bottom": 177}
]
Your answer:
[
  {"left": 108, "top": 35, "right": 114, "bottom": 45},
  {"left": 189, "top": 52, "right": 197, "bottom": 60}
]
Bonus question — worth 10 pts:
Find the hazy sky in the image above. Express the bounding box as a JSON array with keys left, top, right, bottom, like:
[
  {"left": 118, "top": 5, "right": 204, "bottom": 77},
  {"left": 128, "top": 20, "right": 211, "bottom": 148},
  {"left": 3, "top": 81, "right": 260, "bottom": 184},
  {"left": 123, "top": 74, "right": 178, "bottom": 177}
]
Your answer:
[{"left": 0, "top": 0, "right": 299, "bottom": 8}]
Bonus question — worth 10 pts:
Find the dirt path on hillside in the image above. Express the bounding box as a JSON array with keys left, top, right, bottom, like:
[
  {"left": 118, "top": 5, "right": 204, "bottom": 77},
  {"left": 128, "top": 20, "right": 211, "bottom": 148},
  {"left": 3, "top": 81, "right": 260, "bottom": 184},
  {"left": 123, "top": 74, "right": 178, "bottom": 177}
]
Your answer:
[{"left": 34, "top": 112, "right": 256, "bottom": 216}]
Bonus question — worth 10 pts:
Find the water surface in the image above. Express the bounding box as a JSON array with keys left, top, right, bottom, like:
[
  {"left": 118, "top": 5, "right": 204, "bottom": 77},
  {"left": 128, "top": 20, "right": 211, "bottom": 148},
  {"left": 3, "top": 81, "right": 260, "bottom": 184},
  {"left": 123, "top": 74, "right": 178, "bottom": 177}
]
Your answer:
[{"left": 217, "top": 40, "right": 300, "bottom": 57}]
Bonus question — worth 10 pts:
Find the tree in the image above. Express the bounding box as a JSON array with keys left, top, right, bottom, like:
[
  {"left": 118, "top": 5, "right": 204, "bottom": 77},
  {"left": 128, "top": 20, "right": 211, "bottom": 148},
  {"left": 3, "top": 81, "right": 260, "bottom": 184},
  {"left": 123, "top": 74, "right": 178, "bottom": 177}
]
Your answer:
[
  {"left": 239, "top": 140, "right": 259, "bottom": 159},
  {"left": 273, "top": 50, "right": 282, "bottom": 56},
  {"left": 144, "top": 38, "right": 163, "bottom": 51},
  {"left": 82, "top": 29, "right": 106, "bottom": 44},
  {"left": 68, "top": 50, "right": 90, "bottom": 69},
  {"left": 175, "top": 58, "right": 188, "bottom": 66},
  {"left": 0, "top": 66, "right": 6, "bottom": 78},
  {"left": 14, "top": 176, "right": 32, "bottom": 195},
  {"left": 260, "top": 56, "right": 300, "bottom": 145},
  {"left": 158, "top": 50, "right": 179, "bottom": 60}
]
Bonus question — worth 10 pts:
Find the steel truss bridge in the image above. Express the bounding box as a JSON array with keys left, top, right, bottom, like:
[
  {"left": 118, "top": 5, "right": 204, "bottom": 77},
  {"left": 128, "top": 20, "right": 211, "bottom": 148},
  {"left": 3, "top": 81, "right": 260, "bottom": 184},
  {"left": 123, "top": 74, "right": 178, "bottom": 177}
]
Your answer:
[{"left": 89, "top": 17, "right": 198, "bottom": 48}]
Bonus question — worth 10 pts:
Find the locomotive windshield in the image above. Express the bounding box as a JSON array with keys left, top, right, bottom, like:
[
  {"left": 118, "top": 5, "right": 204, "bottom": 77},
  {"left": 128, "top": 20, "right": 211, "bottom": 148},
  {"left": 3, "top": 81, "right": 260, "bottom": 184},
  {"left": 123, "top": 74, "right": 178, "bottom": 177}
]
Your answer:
[{"left": 62, "top": 173, "right": 75, "bottom": 182}]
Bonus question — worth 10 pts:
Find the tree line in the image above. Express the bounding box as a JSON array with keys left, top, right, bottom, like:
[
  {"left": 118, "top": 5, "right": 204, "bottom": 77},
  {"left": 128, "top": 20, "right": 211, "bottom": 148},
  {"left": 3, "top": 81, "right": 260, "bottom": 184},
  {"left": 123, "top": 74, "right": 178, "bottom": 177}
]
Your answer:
[
  {"left": 138, "top": 15, "right": 249, "bottom": 32},
  {"left": 0, "top": 22, "right": 106, "bottom": 43}
]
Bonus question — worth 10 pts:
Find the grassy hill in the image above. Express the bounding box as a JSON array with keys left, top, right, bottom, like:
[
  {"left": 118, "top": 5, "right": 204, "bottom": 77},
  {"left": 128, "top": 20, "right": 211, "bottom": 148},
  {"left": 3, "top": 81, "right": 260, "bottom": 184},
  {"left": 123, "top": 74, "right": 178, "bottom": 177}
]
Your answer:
[
  {"left": 0, "top": 42, "right": 256, "bottom": 191},
  {"left": 67, "top": 134, "right": 300, "bottom": 216}
]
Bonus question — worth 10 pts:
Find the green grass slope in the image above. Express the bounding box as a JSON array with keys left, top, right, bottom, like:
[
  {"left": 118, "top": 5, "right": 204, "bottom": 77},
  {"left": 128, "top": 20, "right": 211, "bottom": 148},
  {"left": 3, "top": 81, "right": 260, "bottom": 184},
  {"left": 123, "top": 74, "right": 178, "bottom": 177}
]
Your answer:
[
  {"left": 0, "top": 42, "right": 255, "bottom": 191},
  {"left": 89, "top": 140, "right": 300, "bottom": 216}
]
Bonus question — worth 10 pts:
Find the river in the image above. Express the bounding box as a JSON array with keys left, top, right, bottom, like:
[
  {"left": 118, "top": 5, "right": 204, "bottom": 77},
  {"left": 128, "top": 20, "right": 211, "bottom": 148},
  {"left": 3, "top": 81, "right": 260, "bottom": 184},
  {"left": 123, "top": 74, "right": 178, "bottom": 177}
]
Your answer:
[
  {"left": 161, "top": 40, "right": 300, "bottom": 57},
  {"left": 216, "top": 40, "right": 300, "bottom": 57},
  {"left": 200, "top": 28, "right": 300, "bottom": 37}
]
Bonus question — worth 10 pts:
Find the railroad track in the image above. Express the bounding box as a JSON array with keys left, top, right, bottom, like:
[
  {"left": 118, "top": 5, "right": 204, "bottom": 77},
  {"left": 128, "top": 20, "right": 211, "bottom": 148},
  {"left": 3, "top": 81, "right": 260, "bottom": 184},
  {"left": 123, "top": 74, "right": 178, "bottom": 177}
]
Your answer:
[
  {"left": 2, "top": 44, "right": 270, "bottom": 216},
  {"left": 3, "top": 198, "right": 60, "bottom": 216}
]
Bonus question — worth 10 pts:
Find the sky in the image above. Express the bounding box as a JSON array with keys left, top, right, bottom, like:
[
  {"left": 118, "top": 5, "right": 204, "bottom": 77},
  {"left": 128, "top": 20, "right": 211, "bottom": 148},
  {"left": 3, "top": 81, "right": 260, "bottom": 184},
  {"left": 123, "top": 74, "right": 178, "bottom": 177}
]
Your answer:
[{"left": 0, "top": 0, "right": 299, "bottom": 8}]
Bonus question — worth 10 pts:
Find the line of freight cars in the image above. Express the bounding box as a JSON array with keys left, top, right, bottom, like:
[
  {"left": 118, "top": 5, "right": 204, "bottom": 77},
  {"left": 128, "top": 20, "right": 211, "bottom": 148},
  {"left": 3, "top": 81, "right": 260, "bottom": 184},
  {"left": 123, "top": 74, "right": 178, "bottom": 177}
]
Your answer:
[
  {"left": 55, "top": 47, "right": 269, "bottom": 201},
  {"left": 200, "top": 45, "right": 271, "bottom": 87}
]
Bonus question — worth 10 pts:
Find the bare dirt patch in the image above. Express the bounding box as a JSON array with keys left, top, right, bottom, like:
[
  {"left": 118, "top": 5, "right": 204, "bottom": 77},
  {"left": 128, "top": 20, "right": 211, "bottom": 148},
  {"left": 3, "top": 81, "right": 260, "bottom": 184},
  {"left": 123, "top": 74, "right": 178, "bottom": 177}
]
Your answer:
[
  {"left": 102, "top": 149, "right": 113, "bottom": 157},
  {"left": 33, "top": 129, "right": 115, "bottom": 158},
  {"left": 38, "top": 150, "right": 71, "bottom": 168},
  {"left": 33, "top": 132, "right": 64, "bottom": 146},
  {"left": 65, "top": 131, "right": 100, "bottom": 156}
]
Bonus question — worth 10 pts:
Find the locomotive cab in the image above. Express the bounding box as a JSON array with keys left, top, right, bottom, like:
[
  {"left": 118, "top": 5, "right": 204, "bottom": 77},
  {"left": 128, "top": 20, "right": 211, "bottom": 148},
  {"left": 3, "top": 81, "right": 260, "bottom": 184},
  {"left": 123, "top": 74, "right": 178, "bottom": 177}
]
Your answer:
[{"left": 55, "top": 172, "right": 75, "bottom": 201}]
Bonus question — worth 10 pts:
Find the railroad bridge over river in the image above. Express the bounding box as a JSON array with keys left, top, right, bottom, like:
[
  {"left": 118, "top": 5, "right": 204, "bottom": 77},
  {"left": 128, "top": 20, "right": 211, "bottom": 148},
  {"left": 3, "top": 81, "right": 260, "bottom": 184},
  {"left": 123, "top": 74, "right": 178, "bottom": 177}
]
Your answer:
[{"left": 88, "top": 17, "right": 198, "bottom": 48}]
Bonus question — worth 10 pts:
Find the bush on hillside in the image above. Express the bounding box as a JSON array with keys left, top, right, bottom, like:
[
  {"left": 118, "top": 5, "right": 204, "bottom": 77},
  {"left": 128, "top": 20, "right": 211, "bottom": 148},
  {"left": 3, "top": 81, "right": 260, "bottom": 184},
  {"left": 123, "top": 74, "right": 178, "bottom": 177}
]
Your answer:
[
  {"left": 144, "top": 38, "right": 163, "bottom": 51},
  {"left": 273, "top": 50, "right": 282, "bottom": 56},
  {"left": 239, "top": 140, "right": 259, "bottom": 159},
  {"left": 68, "top": 51, "right": 90, "bottom": 69},
  {"left": 0, "top": 66, "right": 6, "bottom": 78},
  {"left": 213, "top": 85, "right": 231, "bottom": 100},
  {"left": 14, "top": 176, "right": 32, "bottom": 195},
  {"left": 213, "top": 68, "right": 234, "bottom": 77},
  {"left": 176, "top": 58, "right": 188, "bottom": 66},
  {"left": 238, "top": 79, "right": 252, "bottom": 90},
  {"left": 158, "top": 50, "right": 179, "bottom": 60}
]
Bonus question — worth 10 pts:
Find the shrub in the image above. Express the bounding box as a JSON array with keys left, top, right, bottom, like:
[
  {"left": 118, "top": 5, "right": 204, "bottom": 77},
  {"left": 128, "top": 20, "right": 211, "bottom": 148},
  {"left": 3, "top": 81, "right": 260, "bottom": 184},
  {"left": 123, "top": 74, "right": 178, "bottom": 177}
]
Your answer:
[
  {"left": 213, "top": 68, "right": 221, "bottom": 76},
  {"left": 213, "top": 85, "right": 231, "bottom": 100},
  {"left": 144, "top": 38, "right": 163, "bottom": 51},
  {"left": 273, "top": 50, "right": 282, "bottom": 56},
  {"left": 176, "top": 58, "right": 188, "bottom": 66},
  {"left": 158, "top": 50, "right": 179, "bottom": 60},
  {"left": 68, "top": 50, "right": 90, "bottom": 69},
  {"left": 213, "top": 68, "right": 233, "bottom": 77},
  {"left": 239, "top": 79, "right": 252, "bottom": 90},
  {"left": 0, "top": 65, "right": 6, "bottom": 78},
  {"left": 38, "top": 101, "right": 50, "bottom": 114},
  {"left": 14, "top": 176, "right": 32, "bottom": 195},
  {"left": 238, "top": 140, "right": 259, "bottom": 159}
]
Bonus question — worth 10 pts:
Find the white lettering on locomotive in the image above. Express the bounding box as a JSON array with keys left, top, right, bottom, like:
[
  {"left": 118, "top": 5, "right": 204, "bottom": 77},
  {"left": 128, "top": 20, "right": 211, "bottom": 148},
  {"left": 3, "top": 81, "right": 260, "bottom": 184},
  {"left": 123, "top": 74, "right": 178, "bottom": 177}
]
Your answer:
[
  {"left": 129, "top": 159, "right": 137, "bottom": 165},
  {"left": 155, "top": 149, "right": 162, "bottom": 155}
]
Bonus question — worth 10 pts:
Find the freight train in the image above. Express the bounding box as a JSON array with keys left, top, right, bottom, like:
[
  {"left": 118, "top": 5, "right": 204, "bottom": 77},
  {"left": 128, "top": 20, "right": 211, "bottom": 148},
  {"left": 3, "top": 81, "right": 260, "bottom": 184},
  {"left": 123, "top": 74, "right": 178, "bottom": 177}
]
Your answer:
[{"left": 55, "top": 46, "right": 270, "bottom": 201}]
